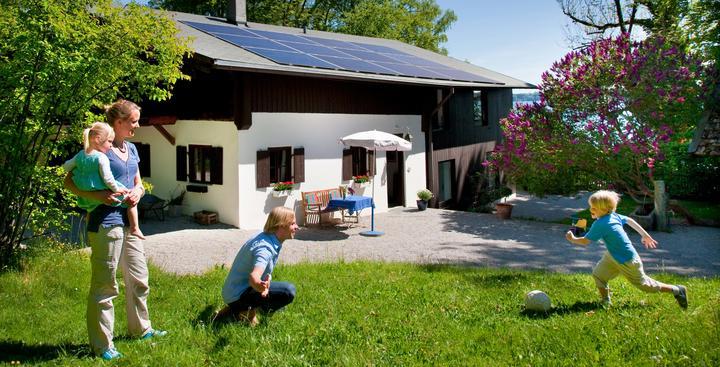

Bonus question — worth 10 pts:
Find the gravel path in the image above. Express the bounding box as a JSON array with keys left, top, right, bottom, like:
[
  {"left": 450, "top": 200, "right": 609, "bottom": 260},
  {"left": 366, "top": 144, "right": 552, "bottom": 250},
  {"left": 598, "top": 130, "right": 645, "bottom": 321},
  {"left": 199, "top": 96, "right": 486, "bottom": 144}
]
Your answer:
[{"left": 142, "top": 206, "right": 720, "bottom": 277}]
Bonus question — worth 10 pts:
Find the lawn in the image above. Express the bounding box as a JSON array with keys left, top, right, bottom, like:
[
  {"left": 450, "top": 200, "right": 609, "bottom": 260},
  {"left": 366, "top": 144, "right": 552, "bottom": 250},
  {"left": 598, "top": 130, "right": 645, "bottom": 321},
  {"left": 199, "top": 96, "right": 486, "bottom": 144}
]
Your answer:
[{"left": 1, "top": 251, "right": 718, "bottom": 366}]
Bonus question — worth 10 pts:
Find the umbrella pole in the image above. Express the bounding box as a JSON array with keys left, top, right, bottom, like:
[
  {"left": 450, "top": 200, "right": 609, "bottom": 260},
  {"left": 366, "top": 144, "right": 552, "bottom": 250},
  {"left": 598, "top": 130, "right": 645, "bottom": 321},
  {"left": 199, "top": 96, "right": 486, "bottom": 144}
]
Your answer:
[{"left": 361, "top": 148, "right": 383, "bottom": 237}]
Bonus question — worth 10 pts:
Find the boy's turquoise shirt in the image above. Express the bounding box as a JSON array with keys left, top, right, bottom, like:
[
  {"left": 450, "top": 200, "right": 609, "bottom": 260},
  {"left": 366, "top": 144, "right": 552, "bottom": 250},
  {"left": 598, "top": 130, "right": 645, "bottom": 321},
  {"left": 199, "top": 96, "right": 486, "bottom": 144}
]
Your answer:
[{"left": 585, "top": 212, "right": 639, "bottom": 264}]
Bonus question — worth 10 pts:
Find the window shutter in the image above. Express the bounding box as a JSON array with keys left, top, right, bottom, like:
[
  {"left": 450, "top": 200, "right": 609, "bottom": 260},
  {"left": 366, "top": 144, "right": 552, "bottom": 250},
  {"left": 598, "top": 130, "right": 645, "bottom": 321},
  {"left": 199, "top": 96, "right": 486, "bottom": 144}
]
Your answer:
[
  {"left": 256, "top": 150, "right": 270, "bottom": 188},
  {"left": 368, "top": 150, "right": 376, "bottom": 176},
  {"left": 176, "top": 145, "right": 187, "bottom": 181},
  {"left": 293, "top": 147, "right": 305, "bottom": 183},
  {"left": 342, "top": 149, "right": 352, "bottom": 180},
  {"left": 210, "top": 147, "right": 223, "bottom": 185},
  {"left": 136, "top": 142, "right": 151, "bottom": 178}
]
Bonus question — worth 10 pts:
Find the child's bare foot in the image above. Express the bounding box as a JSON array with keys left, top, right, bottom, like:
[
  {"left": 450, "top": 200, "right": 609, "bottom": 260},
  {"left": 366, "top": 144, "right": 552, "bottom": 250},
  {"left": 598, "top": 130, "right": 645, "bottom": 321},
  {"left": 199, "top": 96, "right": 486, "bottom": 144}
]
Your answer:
[
  {"left": 131, "top": 228, "right": 146, "bottom": 240},
  {"left": 236, "top": 309, "right": 258, "bottom": 327}
]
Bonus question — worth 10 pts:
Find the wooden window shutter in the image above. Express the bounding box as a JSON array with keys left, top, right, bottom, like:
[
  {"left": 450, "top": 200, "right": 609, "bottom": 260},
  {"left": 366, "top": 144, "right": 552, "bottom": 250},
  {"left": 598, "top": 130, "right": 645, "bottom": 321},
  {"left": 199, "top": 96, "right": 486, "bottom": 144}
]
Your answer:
[
  {"left": 293, "top": 147, "right": 305, "bottom": 183},
  {"left": 368, "top": 150, "right": 376, "bottom": 176},
  {"left": 256, "top": 150, "right": 270, "bottom": 188},
  {"left": 210, "top": 147, "right": 223, "bottom": 185},
  {"left": 342, "top": 148, "right": 353, "bottom": 180},
  {"left": 136, "top": 142, "right": 151, "bottom": 178},
  {"left": 176, "top": 145, "right": 187, "bottom": 181}
]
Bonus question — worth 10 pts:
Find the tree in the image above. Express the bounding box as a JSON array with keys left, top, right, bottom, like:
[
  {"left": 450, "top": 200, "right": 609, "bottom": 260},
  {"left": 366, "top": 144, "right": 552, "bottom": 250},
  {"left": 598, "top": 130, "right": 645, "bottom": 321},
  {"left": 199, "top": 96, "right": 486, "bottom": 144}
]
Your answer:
[
  {"left": 149, "top": 0, "right": 456, "bottom": 54},
  {"left": 487, "top": 34, "right": 708, "bottom": 201},
  {"left": 0, "top": 0, "right": 191, "bottom": 269}
]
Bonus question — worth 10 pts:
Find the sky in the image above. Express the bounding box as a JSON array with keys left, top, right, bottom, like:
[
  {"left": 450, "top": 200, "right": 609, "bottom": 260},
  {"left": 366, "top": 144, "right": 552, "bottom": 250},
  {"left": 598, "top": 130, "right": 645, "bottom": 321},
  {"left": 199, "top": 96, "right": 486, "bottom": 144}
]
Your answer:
[{"left": 434, "top": 0, "right": 572, "bottom": 87}]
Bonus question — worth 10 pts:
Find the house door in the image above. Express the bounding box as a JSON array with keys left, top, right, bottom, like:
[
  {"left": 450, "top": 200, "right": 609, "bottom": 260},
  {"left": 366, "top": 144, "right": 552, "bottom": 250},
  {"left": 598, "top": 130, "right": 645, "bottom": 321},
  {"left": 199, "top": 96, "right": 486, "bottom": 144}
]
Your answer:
[{"left": 386, "top": 150, "right": 405, "bottom": 207}]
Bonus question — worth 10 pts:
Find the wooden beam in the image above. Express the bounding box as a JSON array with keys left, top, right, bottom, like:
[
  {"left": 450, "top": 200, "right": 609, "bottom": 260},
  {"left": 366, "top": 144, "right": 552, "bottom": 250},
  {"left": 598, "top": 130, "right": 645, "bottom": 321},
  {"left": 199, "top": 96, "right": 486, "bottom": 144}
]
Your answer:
[{"left": 153, "top": 125, "right": 176, "bottom": 145}]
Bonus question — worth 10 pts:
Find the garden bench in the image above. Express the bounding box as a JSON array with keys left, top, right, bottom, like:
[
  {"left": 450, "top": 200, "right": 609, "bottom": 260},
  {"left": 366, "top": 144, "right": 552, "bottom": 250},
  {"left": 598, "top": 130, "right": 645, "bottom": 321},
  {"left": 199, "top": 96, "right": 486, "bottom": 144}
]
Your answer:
[{"left": 301, "top": 187, "right": 345, "bottom": 226}]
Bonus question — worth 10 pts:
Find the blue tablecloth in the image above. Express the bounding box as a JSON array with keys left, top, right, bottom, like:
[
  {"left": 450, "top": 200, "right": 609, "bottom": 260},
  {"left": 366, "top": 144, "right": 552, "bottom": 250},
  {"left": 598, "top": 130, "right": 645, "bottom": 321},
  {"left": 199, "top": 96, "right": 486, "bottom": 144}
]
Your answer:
[{"left": 327, "top": 195, "right": 374, "bottom": 215}]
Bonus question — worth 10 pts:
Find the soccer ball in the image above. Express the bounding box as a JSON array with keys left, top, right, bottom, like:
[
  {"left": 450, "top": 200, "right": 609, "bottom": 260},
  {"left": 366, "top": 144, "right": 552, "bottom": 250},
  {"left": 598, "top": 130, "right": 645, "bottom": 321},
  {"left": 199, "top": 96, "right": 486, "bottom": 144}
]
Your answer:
[{"left": 525, "top": 290, "right": 552, "bottom": 312}]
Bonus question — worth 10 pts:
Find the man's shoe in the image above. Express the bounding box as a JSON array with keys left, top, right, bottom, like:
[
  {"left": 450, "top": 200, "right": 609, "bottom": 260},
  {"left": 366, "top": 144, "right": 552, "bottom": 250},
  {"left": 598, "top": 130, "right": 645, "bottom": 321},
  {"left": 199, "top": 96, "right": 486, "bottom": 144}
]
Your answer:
[
  {"left": 99, "top": 347, "right": 122, "bottom": 360},
  {"left": 141, "top": 329, "right": 168, "bottom": 340},
  {"left": 674, "top": 285, "right": 688, "bottom": 309}
]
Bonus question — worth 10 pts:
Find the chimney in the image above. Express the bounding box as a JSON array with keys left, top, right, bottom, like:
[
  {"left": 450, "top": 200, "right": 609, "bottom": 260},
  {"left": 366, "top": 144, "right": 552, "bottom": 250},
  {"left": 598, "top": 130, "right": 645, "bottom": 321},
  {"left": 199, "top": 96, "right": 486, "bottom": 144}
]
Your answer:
[{"left": 227, "top": 0, "right": 247, "bottom": 25}]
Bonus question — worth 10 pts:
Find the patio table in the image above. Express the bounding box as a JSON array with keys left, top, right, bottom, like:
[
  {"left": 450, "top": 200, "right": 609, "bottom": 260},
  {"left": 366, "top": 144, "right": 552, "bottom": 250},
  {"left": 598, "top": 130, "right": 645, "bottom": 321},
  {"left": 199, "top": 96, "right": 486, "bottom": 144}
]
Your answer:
[{"left": 326, "top": 195, "right": 374, "bottom": 223}]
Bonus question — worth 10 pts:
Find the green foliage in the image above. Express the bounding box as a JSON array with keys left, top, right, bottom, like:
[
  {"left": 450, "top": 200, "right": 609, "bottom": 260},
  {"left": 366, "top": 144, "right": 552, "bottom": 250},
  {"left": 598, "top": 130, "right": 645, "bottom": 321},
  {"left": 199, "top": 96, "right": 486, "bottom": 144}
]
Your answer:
[
  {"left": 416, "top": 188, "right": 433, "bottom": 201},
  {"left": 151, "top": 0, "right": 456, "bottom": 54},
  {"left": 1, "top": 253, "right": 719, "bottom": 365},
  {"left": 654, "top": 141, "right": 720, "bottom": 200},
  {"left": 0, "top": 0, "right": 191, "bottom": 269}
]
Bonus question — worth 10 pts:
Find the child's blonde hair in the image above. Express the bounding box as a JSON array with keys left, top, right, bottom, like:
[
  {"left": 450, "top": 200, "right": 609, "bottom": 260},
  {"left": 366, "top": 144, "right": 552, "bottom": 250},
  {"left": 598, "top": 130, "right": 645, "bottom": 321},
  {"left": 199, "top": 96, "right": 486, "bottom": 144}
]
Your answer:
[
  {"left": 82, "top": 122, "right": 114, "bottom": 150},
  {"left": 263, "top": 207, "right": 295, "bottom": 233},
  {"left": 588, "top": 190, "right": 621, "bottom": 216},
  {"left": 105, "top": 99, "right": 140, "bottom": 125}
]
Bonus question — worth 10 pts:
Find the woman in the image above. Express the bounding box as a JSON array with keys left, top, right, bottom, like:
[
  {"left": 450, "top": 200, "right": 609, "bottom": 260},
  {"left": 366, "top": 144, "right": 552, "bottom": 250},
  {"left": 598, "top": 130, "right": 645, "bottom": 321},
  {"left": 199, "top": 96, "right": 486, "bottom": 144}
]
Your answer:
[
  {"left": 216, "top": 206, "right": 298, "bottom": 326},
  {"left": 64, "top": 100, "right": 166, "bottom": 361}
]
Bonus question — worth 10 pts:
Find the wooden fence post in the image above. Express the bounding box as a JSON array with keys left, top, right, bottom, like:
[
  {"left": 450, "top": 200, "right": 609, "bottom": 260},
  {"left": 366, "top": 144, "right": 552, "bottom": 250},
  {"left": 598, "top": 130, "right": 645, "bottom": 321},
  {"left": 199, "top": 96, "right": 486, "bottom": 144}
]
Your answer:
[{"left": 654, "top": 180, "right": 669, "bottom": 232}]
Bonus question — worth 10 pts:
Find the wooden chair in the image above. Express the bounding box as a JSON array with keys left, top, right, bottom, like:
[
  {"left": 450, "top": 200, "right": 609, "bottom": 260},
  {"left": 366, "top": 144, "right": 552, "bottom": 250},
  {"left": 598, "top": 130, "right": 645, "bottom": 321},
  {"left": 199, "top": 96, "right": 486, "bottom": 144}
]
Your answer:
[{"left": 301, "top": 188, "right": 344, "bottom": 226}]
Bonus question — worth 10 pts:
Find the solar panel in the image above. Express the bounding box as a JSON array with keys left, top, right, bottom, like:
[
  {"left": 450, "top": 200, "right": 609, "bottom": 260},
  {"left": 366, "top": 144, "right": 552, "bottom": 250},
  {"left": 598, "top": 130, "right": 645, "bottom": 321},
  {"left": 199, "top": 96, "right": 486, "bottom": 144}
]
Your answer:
[
  {"left": 245, "top": 48, "right": 338, "bottom": 69},
  {"left": 181, "top": 20, "right": 502, "bottom": 84}
]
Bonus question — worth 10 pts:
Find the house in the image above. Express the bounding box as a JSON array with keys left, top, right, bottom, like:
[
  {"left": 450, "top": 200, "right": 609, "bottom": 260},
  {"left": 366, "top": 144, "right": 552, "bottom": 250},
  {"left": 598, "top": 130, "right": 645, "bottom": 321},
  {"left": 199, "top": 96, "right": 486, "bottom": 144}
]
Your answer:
[{"left": 134, "top": 0, "right": 534, "bottom": 229}]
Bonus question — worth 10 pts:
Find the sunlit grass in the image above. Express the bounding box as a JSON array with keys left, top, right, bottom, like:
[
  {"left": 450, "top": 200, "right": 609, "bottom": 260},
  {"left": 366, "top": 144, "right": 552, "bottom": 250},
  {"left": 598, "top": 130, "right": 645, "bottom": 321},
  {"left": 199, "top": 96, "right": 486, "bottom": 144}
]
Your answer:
[{"left": 1, "top": 251, "right": 718, "bottom": 366}]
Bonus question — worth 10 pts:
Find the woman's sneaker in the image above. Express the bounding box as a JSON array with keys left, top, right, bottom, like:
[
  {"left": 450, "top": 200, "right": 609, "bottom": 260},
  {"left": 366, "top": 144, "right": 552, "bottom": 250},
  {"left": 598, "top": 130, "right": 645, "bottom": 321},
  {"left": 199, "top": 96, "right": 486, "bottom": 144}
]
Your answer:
[
  {"left": 100, "top": 347, "right": 122, "bottom": 360},
  {"left": 141, "top": 328, "right": 168, "bottom": 340},
  {"left": 674, "top": 285, "right": 688, "bottom": 309}
]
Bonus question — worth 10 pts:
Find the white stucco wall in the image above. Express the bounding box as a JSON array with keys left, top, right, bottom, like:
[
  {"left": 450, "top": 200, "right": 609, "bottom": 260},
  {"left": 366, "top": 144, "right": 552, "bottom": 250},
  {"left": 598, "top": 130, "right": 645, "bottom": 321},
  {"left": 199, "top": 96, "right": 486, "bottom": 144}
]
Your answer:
[
  {"left": 239, "top": 113, "right": 426, "bottom": 229},
  {"left": 131, "top": 120, "right": 240, "bottom": 226},
  {"left": 132, "top": 114, "right": 425, "bottom": 230}
]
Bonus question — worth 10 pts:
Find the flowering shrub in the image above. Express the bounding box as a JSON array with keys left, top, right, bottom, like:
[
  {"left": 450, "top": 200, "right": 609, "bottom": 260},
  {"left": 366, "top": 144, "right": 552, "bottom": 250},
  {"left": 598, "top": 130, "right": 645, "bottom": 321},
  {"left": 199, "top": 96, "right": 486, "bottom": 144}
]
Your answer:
[
  {"left": 272, "top": 181, "right": 295, "bottom": 191},
  {"left": 352, "top": 175, "right": 369, "bottom": 184},
  {"left": 486, "top": 34, "right": 708, "bottom": 200},
  {"left": 416, "top": 189, "right": 433, "bottom": 201}
]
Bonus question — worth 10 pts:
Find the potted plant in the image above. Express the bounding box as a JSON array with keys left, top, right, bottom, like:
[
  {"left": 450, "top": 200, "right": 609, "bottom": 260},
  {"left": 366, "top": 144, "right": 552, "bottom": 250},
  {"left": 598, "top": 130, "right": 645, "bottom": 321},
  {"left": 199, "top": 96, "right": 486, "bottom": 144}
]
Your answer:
[
  {"left": 271, "top": 181, "right": 295, "bottom": 197},
  {"left": 416, "top": 189, "right": 433, "bottom": 211},
  {"left": 352, "top": 175, "right": 370, "bottom": 186},
  {"left": 493, "top": 186, "right": 514, "bottom": 219},
  {"left": 167, "top": 188, "right": 185, "bottom": 217}
]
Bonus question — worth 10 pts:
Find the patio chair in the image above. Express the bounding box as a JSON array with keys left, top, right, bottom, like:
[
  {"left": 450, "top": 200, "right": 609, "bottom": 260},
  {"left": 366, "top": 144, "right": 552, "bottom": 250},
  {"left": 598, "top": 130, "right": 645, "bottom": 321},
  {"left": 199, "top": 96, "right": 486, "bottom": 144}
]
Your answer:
[{"left": 138, "top": 193, "right": 168, "bottom": 221}]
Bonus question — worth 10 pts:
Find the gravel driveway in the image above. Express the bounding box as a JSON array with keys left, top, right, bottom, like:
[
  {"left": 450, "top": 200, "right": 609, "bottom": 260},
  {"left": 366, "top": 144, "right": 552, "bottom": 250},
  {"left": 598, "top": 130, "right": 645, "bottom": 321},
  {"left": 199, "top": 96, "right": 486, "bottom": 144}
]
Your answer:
[{"left": 141, "top": 207, "right": 720, "bottom": 277}]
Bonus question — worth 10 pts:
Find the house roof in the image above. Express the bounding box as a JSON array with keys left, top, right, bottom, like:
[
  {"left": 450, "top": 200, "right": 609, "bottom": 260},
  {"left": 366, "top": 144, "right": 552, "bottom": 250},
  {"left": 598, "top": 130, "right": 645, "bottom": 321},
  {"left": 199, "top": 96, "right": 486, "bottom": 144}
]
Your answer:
[
  {"left": 170, "top": 11, "right": 535, "bottom": 89},
  {"left": 689, "top": 107, "right": 720, "bottom": 156}
]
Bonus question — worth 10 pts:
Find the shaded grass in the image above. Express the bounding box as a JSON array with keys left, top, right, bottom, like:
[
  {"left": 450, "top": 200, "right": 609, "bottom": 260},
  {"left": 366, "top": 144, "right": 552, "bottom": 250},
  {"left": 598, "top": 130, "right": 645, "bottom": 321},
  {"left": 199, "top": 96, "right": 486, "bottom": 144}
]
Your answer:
[{"left": 1, "top": 252, "right": 719, "bottom": 366}]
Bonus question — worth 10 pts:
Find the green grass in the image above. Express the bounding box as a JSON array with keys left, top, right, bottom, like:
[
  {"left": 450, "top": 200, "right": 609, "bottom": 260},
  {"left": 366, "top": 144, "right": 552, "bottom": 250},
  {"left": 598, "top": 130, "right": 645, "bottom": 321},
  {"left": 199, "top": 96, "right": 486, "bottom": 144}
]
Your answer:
[{"left": 1, "top": 251, "right": 719, "bottom": 366}]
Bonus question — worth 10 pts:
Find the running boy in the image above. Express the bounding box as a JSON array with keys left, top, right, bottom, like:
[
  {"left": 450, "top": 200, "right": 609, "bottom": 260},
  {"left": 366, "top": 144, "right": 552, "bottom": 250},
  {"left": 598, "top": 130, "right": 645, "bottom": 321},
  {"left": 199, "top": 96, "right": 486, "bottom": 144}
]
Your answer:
[
  {"left": 63, "top": 122, "right": 145, "bottom": 239},
  {"left": 565, "top": 190, "right": 687, "bottom": 308}
]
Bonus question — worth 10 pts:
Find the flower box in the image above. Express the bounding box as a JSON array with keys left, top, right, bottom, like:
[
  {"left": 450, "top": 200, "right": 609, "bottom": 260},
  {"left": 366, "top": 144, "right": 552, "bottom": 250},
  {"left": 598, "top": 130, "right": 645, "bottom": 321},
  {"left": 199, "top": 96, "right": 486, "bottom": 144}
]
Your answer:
[
  {"left": 193, "top": 210, "right": 218, "bottom": 225},
  {"left": 272, "top": 190, "right": 290, "bottom": 198}
]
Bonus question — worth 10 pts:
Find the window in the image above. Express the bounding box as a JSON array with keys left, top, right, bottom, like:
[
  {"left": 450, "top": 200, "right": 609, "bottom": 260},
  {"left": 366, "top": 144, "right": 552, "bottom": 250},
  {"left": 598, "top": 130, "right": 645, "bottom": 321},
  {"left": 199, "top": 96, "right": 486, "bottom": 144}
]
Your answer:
[
  {"left": 256, "top": 147, "right": 305, "bottom": 188},
  {"left": 342, "top": 147, "right": 375, "bottom": 180},
  {"left": 269, "top": 147, "right": 292, "bottom": 183},
  {"left": 175, "top": 145, "right": 223, "bottom": 185},
  {"left": 135, "top": 142, "right": 151, "bottom": 178},
  {"left": 437, "top": 160, "right": 455, "bottom": 204},
  {"left": 473, "top": 90, "right": 489, "bottom": 126}
]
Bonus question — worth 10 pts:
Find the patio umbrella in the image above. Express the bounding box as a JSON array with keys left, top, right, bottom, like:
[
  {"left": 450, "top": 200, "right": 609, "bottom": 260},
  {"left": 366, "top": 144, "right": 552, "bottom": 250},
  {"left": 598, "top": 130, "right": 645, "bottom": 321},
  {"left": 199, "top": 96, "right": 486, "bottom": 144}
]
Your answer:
[{"left": 340, "top": 130, "right": 412, "bottom": 236}]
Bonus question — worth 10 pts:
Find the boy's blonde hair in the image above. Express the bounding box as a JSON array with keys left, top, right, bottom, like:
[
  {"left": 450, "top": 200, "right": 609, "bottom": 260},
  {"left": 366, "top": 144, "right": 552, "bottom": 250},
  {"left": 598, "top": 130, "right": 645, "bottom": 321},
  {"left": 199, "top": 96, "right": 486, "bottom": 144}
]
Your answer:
[
  {"left": 82, "top": 122, "right": 114, "bottom": 150},
  {"left": 588, "top": 190, "right": 620, "bottom": 216},
  {"left": 263, "top": 207, "right": 295, "bottom": 233},
  {"left": 105, "top": 99, "right": 140, "bottom": 125}
]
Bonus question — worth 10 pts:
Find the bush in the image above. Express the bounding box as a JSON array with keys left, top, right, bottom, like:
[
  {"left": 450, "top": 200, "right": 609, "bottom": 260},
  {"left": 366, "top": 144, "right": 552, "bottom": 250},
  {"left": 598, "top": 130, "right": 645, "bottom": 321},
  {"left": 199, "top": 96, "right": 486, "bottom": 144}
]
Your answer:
[
  {"left": 417, "top": 189, "right": 433, "bottom": 201},
  {"left": 654, "top": 142, "right": 720, "bottom": 200}
]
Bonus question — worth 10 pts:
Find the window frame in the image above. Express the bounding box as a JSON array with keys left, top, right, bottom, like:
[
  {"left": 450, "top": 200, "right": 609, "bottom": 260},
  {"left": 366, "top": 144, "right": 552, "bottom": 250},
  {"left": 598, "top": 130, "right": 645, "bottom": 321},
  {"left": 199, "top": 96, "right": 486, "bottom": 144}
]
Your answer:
[{"left": 268, "top": 146, "right": 293, "bottom": 184}]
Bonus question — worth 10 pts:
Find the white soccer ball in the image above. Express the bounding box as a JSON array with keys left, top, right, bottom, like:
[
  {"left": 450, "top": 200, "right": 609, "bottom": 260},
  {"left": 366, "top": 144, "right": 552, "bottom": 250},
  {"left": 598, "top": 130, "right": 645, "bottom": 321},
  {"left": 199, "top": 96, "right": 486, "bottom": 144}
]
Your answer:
[{"left": 525, "top": 290, "right": 552, "bottom": 312}]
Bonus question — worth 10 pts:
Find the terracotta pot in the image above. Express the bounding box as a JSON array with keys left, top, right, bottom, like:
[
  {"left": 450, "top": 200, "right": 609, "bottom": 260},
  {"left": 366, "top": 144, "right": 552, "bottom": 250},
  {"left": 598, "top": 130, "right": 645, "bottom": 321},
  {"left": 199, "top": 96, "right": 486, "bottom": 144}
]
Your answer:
[{"left": 495, "top": 203, "right": 513, "bottom": 219}]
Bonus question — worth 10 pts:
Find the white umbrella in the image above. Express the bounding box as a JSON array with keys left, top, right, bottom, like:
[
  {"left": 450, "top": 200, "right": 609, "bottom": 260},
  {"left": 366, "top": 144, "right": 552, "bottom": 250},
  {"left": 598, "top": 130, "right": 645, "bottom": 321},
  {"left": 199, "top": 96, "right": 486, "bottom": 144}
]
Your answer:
[{"left": 340, "top": 130, "right": 412, "bottom": 236}]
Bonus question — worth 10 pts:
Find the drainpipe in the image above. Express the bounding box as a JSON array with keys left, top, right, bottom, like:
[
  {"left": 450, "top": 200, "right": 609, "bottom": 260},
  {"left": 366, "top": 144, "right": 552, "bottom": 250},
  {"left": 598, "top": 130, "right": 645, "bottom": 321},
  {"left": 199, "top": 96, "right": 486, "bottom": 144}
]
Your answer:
[{"left": 227, "top": 0, "right": 247, "bottom": 26}]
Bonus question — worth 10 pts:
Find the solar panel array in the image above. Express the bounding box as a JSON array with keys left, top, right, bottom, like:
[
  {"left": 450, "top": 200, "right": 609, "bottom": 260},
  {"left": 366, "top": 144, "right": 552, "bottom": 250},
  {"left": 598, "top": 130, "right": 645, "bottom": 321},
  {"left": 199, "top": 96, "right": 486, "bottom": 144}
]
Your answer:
[{"left": 182, "top": 21, "right": 501, "bottom": 84}]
